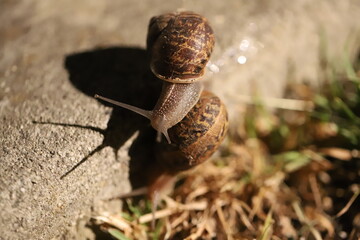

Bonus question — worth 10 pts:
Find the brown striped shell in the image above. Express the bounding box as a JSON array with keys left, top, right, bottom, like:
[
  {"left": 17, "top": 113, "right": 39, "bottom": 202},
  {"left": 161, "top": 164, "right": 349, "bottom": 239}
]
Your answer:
[
  {"left": 147, "top": 11, "right": 215, "bottom": 83},
  {"left": 155, "top": 91, "right": 228, "bottom": 173}
]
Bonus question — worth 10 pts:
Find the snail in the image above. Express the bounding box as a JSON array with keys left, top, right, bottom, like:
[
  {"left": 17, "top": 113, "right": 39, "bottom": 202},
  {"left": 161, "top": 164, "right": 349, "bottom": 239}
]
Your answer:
[
  {"left": 147, "top": 11, "right": 215, "bottom": 83},
  {"left": 95, "top": 11, "right": 215, "bottom": 143},
  {"left": 102, "top": 90, "right": 229, "bottom": 220},
  {"left": 155, "top": 90, "right": 228, "bottom": 173},
  {"left": 145, "top": 90, "right": 228, "bottom": 225}
]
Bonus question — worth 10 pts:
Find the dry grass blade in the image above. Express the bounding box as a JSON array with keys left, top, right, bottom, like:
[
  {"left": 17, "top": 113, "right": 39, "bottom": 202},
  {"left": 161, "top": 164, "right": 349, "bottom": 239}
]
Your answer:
[
  {"left": 170, "top": 210, "right": 189, "bottom": 229},
  {"left": 185, "top": 185, "right": 209, "bottom": 202},
  {"left": 164, "top": 217, "right": 172, "bottom": 240},
  {"left": 109, "top": 187, "right": 148, "bottom": 200},
  {"left": 279, "top": 216, "right": 297, "bottom": 238},
  {"left": 336, "top": 188, "right": 360, "bottom": 218},
  {"left": 215, "top": 199, "right": 233, "bottom": 240},
  {"left": 237, "top": 94, "right": 314, "bottom": 111},
  {"left": 232, "top": 200, "right": 255, "bottom": 231},
  {"left": 93, "top": 215, "right": 132, "bottom": 232},
  {"left": 292, "top": 202, "right": 323, "bottom": 240},
  {"left": 250, "top": 188, "right": 266, "bottom": 220},
  {"left": 139, "top": 200, "right": 208, "bottom": 224},
  {"left": 309, "top": 173, "right": 323, "bottom": 210},
  {"left": 185, "top": 208, "right": 211, "bottom": 240},
  {"left": 319, "top": 148, "right": 353, "bottom": 161}
]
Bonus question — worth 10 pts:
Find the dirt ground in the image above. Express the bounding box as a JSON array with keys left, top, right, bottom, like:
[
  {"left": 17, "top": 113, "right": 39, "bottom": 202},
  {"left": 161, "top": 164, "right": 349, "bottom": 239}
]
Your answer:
[{"left": 0, "top": 0, "right": 359, "bottom": 239}]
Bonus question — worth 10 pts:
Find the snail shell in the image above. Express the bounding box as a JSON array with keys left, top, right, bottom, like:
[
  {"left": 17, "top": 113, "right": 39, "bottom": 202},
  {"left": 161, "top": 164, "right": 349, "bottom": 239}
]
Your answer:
[
  {"left": 155, "top": 90, "right": 228, "bottom": 173},
  {"left": 147, "top": 11, "right": 215, "bottom": 83}
]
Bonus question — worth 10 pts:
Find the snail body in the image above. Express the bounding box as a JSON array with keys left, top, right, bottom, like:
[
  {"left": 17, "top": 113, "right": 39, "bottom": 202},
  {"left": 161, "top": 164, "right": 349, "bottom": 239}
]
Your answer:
[{"left": 95, "top": 81, "right": 202, "bottom": 143}]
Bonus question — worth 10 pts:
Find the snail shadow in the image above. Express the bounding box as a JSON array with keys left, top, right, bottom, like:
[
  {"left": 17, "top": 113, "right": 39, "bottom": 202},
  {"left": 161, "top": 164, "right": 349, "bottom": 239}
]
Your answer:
[{"left": 63, "top": 46, "right": 162, "bottom": 188}]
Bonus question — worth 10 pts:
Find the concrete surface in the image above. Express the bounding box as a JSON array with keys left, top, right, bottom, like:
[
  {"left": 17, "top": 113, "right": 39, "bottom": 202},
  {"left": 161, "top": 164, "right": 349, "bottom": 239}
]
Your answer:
[{"left": 0, "top": 0, "right": 359, "bottom": 239}]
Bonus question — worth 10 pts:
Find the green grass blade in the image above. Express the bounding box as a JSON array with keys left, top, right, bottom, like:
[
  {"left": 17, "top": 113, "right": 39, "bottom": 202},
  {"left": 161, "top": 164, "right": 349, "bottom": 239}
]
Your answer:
[{"left": 108, "top": 228, "right": 132, "bottom": 240}]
